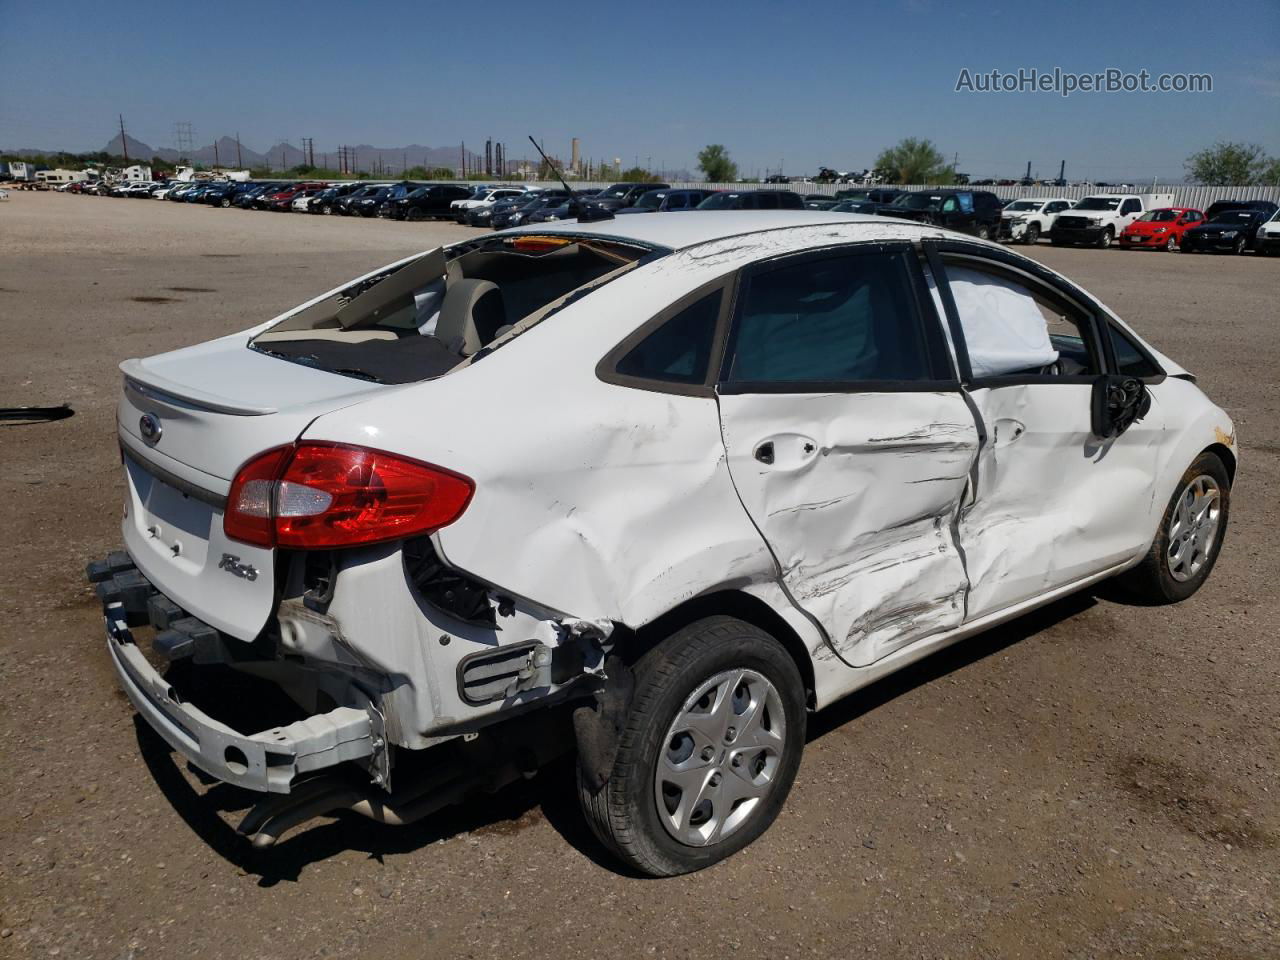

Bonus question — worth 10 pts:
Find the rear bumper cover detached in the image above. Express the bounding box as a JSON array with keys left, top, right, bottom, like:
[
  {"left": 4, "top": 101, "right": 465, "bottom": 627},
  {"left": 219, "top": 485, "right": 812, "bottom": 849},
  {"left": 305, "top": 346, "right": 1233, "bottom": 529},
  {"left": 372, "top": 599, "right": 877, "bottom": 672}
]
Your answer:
[{"left": 92, "top": 552, "right": 376, "bottom": 795}]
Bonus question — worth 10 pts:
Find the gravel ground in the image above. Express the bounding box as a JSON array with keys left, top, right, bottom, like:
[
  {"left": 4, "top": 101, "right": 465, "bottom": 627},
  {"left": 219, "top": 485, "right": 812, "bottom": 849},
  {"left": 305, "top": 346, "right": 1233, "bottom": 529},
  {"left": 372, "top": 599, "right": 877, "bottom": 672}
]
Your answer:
[{"left": 1, "top": 193, "right": 1277, "bottom": 960}]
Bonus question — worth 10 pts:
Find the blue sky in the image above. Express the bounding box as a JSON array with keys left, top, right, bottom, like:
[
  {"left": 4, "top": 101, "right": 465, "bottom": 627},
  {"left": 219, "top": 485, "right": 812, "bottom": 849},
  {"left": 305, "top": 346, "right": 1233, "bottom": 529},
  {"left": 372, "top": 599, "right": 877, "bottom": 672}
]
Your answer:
[{"left": 2, "top": 0, "right": 1277, "bottom": 180}]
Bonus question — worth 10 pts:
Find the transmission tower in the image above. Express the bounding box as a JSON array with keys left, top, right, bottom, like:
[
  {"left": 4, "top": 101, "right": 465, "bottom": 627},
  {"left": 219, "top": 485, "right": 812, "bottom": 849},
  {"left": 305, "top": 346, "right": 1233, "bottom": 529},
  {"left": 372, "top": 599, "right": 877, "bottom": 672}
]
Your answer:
[{"left": 173, "top": 122, "right": 195, "bottom": 161}]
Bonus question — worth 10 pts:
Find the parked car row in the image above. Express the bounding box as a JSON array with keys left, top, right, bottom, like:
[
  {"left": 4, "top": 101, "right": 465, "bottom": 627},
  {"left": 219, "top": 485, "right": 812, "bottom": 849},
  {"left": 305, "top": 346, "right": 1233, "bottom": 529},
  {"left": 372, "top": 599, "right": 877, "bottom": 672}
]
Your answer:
[{"left": 65, "top": 175, "right": 1280, "bottom": 255}]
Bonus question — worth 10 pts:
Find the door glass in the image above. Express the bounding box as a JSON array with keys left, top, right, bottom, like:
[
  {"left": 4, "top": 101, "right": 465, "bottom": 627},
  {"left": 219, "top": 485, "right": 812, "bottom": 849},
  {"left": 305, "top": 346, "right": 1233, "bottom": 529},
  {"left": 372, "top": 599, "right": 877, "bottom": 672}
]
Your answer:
[
  {"left": 945, "top": 261, "right": 1100, "bottom": 378},
  {"left": 725, "top": 253, "right": 934, "bottom": 384}
]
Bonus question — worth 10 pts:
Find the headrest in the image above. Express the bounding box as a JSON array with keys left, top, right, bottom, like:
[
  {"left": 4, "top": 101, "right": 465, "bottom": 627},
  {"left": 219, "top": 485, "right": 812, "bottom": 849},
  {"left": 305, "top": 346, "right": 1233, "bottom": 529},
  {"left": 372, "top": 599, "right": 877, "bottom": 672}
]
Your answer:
[{"left": 433, "top": 279, "right": 506, "bottom": 355}]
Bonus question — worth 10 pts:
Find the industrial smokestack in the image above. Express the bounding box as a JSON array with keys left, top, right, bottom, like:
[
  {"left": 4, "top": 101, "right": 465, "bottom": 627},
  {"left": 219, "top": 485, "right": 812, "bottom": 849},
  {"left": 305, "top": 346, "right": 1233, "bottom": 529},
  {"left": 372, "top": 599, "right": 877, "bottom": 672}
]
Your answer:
[{"left": 571, "top": 138, "right": 580, "bottom": 174}]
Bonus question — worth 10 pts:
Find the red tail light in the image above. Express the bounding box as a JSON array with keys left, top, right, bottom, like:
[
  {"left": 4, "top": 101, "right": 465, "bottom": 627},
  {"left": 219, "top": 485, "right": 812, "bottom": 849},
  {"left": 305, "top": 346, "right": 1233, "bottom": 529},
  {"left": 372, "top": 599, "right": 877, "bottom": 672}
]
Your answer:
[{"left": 224, "top": 443, "right": 474, "bottom": 549}]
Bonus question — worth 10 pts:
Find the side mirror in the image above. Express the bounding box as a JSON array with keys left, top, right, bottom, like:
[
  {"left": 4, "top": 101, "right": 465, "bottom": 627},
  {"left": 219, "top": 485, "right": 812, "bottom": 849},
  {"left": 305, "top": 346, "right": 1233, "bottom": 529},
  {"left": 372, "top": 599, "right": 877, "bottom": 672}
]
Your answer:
[{"left": 1091, "top": 374, "right": 1151, "bottom": 439}]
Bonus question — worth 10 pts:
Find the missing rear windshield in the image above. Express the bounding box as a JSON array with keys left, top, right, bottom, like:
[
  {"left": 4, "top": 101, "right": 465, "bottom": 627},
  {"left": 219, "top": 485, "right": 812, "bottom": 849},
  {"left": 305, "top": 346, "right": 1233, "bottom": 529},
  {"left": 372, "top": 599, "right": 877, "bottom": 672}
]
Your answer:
[{"left": 250, "top": 236, "right": 660, "bottom": 384}]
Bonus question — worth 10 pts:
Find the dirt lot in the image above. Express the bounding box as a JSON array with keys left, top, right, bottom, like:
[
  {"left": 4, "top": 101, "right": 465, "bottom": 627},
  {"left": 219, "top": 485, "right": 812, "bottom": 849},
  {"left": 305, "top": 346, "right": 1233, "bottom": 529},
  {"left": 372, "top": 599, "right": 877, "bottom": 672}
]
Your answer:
[{"left": 1, "top": 193, "right": 1277, "bottom": 960}]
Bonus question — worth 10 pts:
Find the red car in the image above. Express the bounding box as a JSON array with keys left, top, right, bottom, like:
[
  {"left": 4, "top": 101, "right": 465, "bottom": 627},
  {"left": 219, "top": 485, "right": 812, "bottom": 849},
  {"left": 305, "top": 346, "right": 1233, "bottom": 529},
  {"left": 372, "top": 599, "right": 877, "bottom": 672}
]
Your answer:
[
  {"left": 259, "top": 181, "right": 328, "bottom": 211},
  {"left": 1119, "top": 207, "right": 1205, "bottom": 251}
]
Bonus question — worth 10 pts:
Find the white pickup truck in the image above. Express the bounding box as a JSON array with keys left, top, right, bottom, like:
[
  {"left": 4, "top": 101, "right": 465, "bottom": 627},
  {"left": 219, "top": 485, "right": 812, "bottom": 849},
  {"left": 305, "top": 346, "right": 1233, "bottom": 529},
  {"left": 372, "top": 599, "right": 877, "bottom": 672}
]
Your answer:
[
  {"left": 1051, "top": 193, "right": 1175, "bottom": 248},
  {"left": 997, "top": 197, "right": 1075, "bottom": 244}
]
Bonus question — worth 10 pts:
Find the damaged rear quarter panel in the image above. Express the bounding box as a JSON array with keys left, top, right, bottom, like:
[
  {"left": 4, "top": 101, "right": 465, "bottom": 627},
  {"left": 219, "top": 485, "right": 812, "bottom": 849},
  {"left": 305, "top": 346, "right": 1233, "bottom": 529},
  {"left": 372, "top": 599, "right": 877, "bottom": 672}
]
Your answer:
[{"left": 301, "top": 260, "right": 781, "bottom": 630}]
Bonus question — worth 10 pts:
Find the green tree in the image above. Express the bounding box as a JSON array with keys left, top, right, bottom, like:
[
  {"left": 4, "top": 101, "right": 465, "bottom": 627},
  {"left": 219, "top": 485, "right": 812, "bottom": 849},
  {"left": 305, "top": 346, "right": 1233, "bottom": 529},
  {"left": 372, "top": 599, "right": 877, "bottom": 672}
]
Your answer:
[
  {"left": 404, "top": 165, "right": 457, "bottom": 180},
  {"left": 874, "top": 138, "right": 953, "bottom": 185},
  {"left": 1185, "top": 141, "right": 1274, "bottom": 185},
  {"left": 1257, "top": 157, "right": 1280, "bottom": 187},
  {"left": 619, "top": 166, "right": 656, "bottom": 182},
  {"left": 697, "top": 144, "right": 738, "bottom": 182}
]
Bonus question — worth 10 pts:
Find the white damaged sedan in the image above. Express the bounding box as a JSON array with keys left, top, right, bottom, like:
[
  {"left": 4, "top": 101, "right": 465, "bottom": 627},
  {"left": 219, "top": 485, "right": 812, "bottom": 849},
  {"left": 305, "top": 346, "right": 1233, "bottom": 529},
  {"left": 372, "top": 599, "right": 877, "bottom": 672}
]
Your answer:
[{"left": 93, "top": 211, "right": 1236, "bottom": 875}]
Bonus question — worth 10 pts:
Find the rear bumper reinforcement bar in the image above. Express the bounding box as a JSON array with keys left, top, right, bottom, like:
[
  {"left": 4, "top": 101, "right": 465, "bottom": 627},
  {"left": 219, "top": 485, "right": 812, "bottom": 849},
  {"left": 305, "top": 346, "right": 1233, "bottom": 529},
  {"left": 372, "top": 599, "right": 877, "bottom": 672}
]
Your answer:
[{"left": 93, "top": 553, "right": 375, "bottom": 795}]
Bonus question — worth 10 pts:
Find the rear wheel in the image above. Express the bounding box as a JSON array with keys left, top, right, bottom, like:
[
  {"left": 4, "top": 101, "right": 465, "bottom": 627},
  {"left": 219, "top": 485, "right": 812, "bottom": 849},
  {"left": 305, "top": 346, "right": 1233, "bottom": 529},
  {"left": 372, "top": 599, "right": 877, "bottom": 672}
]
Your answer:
[
  {"left": 219, "top": 197, "right": 231, "bottom": 208},
  {"left": 976, "top": 223, "right": 992, "bottom": 241},
  {"left": 578, "top": 617, "right": 806, "bottom": 876},
  {"left": 405, "top": 207, "right": 425, "bottom": 221},
  {"left": 1115, "top": 451, "right": 1229, "bottom": 604}
]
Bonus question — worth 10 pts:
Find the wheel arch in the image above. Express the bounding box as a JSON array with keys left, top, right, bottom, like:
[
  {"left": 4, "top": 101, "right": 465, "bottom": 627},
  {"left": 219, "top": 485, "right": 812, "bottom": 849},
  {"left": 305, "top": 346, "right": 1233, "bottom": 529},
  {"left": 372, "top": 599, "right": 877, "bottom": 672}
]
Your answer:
[
  {"left": 622, "top": 590, "right": 817, "bottom": 709},
  {"left": 1205, "top": 442, "right": 1237, "bottom": 485}
]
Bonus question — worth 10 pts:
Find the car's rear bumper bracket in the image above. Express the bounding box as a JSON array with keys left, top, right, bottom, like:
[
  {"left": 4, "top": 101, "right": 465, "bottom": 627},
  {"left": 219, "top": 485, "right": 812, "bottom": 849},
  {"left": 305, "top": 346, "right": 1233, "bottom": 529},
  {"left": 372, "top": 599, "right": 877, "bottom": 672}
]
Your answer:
[{"left": 93, "top": 553, "right": 377, "bottom": 795}]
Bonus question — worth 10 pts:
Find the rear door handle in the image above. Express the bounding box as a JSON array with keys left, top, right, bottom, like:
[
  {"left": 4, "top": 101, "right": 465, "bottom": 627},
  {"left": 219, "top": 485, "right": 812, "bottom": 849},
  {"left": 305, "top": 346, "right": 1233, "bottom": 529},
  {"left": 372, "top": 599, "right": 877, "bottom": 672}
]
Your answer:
[{"left": 754, "top": 441, "right": 775, "bottom": 465}]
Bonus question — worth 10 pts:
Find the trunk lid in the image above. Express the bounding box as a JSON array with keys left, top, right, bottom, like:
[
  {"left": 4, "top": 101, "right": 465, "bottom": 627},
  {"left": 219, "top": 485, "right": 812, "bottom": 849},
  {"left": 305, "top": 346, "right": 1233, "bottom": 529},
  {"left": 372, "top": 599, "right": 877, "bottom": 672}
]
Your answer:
[{"left": 117, "top": 335, "right": 388, "bottom": 640}]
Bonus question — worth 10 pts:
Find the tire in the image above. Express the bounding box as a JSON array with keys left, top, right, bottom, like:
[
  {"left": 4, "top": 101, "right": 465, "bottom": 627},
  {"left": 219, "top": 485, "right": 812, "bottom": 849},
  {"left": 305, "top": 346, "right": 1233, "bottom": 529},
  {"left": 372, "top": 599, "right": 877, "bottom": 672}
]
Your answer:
[
  {"left": 406, "top": 207, "right": 425, "bottom": 222},
  {"left": 1024, "top": 223, "right": 1040, "bottom": 245},
  {"left": 1234, "top": 236, "right": 1247, "bottom": 255},
  {"left": 219, "top": 197, "right": 231, "bottom": 208},
  {"left": 1166, "top": 234, "right": 1178, "bottom": 252},
  {"left": 976, "top": 223, "right": 992, "bottom": 241},
  {"left": 1115, "top": 451, "right": 1230, "bottom": 604},
  {"left": 1097, "top": 226, "right": 1114, "bottom": 249},
  {"left": 578, "top": 616, "right": 806, "bottom": 876}
]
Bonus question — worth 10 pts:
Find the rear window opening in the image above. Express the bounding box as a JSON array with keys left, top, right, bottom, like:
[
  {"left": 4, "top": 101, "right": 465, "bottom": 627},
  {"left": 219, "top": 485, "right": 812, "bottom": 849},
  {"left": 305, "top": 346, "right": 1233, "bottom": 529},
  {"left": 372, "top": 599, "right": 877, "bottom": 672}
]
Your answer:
[{"left": 250, "top": 235, "right": 660, "bottom": 384}]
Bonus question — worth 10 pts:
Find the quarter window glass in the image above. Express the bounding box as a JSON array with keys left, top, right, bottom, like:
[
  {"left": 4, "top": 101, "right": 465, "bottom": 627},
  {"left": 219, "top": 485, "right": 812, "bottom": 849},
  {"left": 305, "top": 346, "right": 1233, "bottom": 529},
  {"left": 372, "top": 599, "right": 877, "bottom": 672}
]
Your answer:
[
  {"left": 945, "top": 262, "right": 1100, "bottom": 378},
  {"left": 616, "top": 291, "right": 721, "bottom": 385},
  {"left": 726, "top": 253, "right": 933, "bottom": 384},
  {"left": 1109, "top": 324, "right": 1161, "bottom": 378}
]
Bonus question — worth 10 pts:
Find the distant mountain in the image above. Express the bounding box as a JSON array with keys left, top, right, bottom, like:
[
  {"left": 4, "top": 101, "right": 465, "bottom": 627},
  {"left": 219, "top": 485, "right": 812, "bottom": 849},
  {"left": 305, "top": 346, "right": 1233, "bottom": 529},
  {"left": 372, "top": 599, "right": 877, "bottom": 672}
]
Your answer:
[
  {"left": 97, "top": 134, "right": 478, "bottom": 173},
  {"left": 102, "top": 132, "right": 161, "bottom": 163}
]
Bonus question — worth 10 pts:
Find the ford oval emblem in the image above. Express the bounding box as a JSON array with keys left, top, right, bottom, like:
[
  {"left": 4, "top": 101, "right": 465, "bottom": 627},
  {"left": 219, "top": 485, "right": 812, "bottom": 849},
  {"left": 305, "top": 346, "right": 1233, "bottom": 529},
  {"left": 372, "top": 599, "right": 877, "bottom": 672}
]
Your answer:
[{"left": 139, "top": 413, "right": 162, "bottom": 444}]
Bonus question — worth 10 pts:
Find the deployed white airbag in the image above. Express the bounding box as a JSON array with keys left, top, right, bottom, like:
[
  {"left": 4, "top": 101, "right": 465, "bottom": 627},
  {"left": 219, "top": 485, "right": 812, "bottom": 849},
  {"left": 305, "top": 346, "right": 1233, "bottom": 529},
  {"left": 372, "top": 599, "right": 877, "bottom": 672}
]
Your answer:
[{"left": 949, "top": 266, "right": 1059, "bottom": 377}]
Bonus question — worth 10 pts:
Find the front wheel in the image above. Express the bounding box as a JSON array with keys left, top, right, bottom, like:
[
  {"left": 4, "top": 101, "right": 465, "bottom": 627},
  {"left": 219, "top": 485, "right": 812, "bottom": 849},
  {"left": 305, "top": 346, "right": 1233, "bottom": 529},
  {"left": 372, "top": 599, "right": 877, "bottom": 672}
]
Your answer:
[
  {"left": 976, "top": 223, "right": 992, "bottom": 241},
  {"left": 1114, "top": 451, "right": 1230, "bottom": 604},
  {"left": 219, "top": 197, "right": 231, "bottom": 208},
  {"left": 578, "top": 617, "right": 806, "bottom": 876},
  {"left": 1024, "top": 223, "right": 1040, "bottom": 245},
  {"left": 1234, "top": 236, "right": 1247, "bottom": 254},
  {"left": 1166, "top": 234, "right": 1178, "bottom": 252},
  {"left": 1097, "top": 226, "right": 1114, "bottom": 249}
]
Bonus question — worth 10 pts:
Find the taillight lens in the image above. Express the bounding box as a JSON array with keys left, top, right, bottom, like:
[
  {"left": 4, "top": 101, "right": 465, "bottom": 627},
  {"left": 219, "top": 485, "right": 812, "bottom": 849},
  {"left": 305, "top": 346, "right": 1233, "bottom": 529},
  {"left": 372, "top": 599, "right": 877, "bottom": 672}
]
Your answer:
[{"left": 224, "top": 443, "right": 473, "bottom": 549}]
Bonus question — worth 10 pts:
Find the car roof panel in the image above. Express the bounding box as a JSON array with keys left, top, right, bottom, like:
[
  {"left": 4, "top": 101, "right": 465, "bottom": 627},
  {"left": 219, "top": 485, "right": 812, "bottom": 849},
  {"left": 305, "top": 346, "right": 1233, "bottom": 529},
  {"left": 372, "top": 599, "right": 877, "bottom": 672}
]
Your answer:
[{"left": 502, "top": 210, "right": 926, "bottom": 251}]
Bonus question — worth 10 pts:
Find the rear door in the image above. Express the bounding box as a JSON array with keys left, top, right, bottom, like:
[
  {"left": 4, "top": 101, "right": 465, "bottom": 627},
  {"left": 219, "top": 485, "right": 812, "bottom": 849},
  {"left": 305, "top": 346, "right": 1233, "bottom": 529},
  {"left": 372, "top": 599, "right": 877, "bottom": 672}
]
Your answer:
[
  {"left": 716, "top": 244, "right": 979, "bottom": 668},
  {"left": 925, "top": 242, "right": 1163, "bottom": 618}
]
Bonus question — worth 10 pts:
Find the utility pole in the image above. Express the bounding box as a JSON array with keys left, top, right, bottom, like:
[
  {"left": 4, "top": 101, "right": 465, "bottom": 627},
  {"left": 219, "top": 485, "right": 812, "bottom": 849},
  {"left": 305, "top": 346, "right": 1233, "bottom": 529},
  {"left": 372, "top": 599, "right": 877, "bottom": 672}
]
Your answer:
[
  {"left": 213, "top": 139, "right": 220, "bottom": 170},
  {"left": 236, "top": 133, "right": 243, "bottom": 169},
  {"left": 119, "top": 114, "right": 129, "bottom": 163}
]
